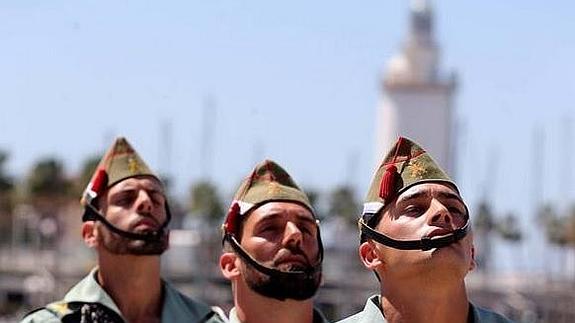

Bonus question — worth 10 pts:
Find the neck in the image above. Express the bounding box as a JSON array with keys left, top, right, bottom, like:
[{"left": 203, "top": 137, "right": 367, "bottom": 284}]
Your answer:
[
  {"left": 98, "top": 253, "right": 163, "bottom": 323},
  {"left": 379, "top": 274, "right": 469, "bottom": 323},
  {"left": 233, "top": 281, "right": 315, "bottom": 323}
]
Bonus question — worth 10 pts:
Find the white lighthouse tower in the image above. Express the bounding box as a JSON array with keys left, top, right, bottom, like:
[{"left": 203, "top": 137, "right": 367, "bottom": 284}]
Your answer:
[{"left": 376, "top": 0, "right": 457, "bottom": 175}]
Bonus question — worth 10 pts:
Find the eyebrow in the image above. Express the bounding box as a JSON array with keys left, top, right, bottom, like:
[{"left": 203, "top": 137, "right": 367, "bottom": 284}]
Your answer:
[
  {"left": 397, "top": 189, "right": 463, "bottom": 203},
  {"left": 397, "top": 190, "right": 427, "bottom": 203},
  {"left": 147, "top": 188, "right": 165, "bottom": 196},
  {"left": 113, "top": 187, "right": 165, "bottom": 197},
  {"left": 436, "top": 191, "right": 464, "bottom": 203},
  {"left": 259, "top": 211, "right": 316, "bottom": 225},
  {"left": 295, "top": 215, "right": 317, "bottom": 226}
]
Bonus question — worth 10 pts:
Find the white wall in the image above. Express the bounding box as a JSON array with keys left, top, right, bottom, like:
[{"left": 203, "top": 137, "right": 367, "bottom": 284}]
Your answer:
[{"left": 375, "top": 85, "right": 454, "bottom": 175}]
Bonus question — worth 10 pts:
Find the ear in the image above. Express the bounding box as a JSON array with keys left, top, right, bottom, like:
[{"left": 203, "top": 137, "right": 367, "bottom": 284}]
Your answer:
[
  {"left": 82, "top": 221, "right": 98, "bottom": 248},
  {"left": 468, "top": 244, "right": 476, "bottom": 272},
  {"left": 220, "top": 252, "right": 241, "bottom": 280},
  {"left": 359, "top": 241, "right": 383, "bottom": 270}
]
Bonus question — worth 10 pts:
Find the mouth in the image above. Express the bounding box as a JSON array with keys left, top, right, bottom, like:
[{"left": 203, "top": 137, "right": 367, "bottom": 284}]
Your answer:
[
  {"left": 273, "top": 250, "right": 310, "bottom": 271},
  {"left": 424, "top": 228, "right": 456, "bottom": 239},
  {"left": 276, "top": 262, "right": 308, "bottom": 272},
  {"left": 133, "top": 218, "right": 160, "bottom": 232},
  {"left": 278, "top": 258, "right": 307, "bottom": 268}
]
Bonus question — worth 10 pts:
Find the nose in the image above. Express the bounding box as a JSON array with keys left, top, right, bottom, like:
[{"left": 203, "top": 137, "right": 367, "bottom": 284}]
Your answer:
[
  {"left": 428, "top": 199, "right": 454, "bottom": 228},
  {"left": 136, "top": 190, "right": 153, "bottom": 214},
  {"left": 282, "top": 221, "right": 303, "bottom": 248}
]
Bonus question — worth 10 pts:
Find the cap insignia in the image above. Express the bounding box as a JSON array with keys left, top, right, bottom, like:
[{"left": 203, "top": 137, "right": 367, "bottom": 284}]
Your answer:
[
  {"left": 410, "top": 160, "right": 427, "bottom": 179},
  {"left": 268, "top": 182, "right": 281, "bottom": 195},
  {"left": 128, "top": 157, "right": 140, "bottom": 174}
]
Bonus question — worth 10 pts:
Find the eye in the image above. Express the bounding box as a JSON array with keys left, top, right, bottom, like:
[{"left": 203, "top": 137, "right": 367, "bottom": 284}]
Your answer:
[
  {"left": 448, "top": 206, "right": 468, "bottom": 221},
  {"left": 403, "top": 205, "right": 423, "bottom": 217},
  {"left": 150, "top": 194, "right": 165, "bottom": 207},
  {"left": 448, "top": 207, "right": 462, "bottom": 214},
  {"left": 113, "top": 193, "right": 135, "bottom": 206},
  {"left": 443, "top": 200, "right": 466, "bottom": 215},
  {"left": 299, "top": 225, "right": 313, "bottom": 235},
  {"left": 259, "top": 224, "right": 280, "bottom": 234}
]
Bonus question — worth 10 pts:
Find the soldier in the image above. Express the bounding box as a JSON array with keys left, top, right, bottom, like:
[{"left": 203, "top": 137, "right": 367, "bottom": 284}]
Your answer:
[
  {"left": 22, "top": 137, "right": 225, "bottom": 323},
  {"left": 219, "top": 160, "right": 328, "bottom": 323},
  {"left": 337, "top": 137, "right": 512, "bottom": 323}
]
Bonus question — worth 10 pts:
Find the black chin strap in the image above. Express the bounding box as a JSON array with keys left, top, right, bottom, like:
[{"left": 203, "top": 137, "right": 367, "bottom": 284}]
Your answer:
[
  {"left": 223, "top": 233, "right": 322, "bottom": 280},
  {"left": 359, "top": 218, "right": 470, "bottom": 251},
  {"left": 82, "top": 204, "right": 170, "bottom": 242}
]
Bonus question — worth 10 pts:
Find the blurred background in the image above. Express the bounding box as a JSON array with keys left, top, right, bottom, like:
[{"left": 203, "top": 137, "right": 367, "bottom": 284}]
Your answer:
[{"left": 1, "top": 0, "right": 574, "bottom": 322}]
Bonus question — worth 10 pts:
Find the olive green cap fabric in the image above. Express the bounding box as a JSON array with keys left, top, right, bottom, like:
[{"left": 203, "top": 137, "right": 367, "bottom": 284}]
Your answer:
[
  {"left": 231, "top": 159, "right": 313, "bottom": 216},
  {"left": 81, "top": 137, "right": 159, "bottom": 206},
  {"left": 362, "top": 137, "right": 457, "bottom": 216},
  {"left": 222, "top": 159, "right": 314, "bottom": 236}
]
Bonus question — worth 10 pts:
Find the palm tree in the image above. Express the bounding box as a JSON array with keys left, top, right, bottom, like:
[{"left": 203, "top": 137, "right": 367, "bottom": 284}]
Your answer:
[
  {"left": 327, "top": 185, "right": 360, "bottom": 226},
  {"left": 24, "top": 157, "right": 73, "bottom": 248},
  {"left": 0, "top": 151, "right": 14, "bottom": 244},
  {"left": 564, "top": 205, "right": 575, "bottom": 246},
  {"left": 538, "top": 204, "right": 565, "bottom": 245},
  {"left": 0, "top": 151, "right": 12, "bottom": 193},
  {"left": 496, "top": 212, "right": 522, "bottom": 242},
  {"left": 303, "top": 187, "right": 322, "bottom": 218},
  {"left": 187, "top": 180, "right": 225, "bottom": 282},
  {"left": 75, "top": 155, "right": 101, "bottom": 196},
  {"left": 473, "top": 201, "right": 496, "bottom": 273},
  {"left": 27, "top": 158, "right": 72, "bottom": 201},
  {"left": 188, "top": 180, "right": 224, "bottom": 225}
]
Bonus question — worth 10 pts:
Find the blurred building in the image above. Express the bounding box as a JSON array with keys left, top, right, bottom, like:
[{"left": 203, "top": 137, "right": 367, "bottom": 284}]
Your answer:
[{"left": 375, "top": 0, "right": 457, "bottom": 175}]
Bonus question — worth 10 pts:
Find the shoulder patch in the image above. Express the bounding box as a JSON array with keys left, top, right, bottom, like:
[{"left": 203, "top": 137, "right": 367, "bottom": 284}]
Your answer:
[
  {"left": 44, "top": 301, "right": 74, "bottom": 319},
  {"left": 45, "top": 302, "right": 124, "bottom": 323}
]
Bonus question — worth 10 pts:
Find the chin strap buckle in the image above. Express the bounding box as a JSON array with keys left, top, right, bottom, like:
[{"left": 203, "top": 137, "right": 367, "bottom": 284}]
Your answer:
[{"left": 420, "top": 236, "right": 432, "bottom": 251}]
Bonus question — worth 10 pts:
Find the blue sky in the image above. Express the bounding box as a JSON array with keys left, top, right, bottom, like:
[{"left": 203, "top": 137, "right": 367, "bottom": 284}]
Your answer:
[{"left": 1, "top": 0, "right": 574, "bottom": 238}]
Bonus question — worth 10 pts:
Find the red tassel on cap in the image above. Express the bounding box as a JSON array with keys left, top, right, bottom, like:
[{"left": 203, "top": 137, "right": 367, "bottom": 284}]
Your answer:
[
  {"left": 91, "top": 169, "right": 108, "bottom": 197},
  {"left": 378, "top": 137, "right": 405, "bottom": 201},
  {"left": 224, "top": 202, "right": 241, "bottom": 235},
  {"left": 379, "top": 165, "right": 398, "bottom": 201}
]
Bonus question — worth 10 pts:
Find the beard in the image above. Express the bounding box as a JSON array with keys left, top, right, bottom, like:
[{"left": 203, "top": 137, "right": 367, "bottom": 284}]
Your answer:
[
  {"left": 97, "top": 224, "right": 169, "bottom": 255},
  {"left": 242, "top": 249, "right": 322, "bottom": 301}
]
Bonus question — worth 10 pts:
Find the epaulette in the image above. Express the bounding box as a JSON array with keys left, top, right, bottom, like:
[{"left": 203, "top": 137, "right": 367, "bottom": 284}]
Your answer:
[{"left": 44, "top": 301, "right": 125, "bottom": 323}]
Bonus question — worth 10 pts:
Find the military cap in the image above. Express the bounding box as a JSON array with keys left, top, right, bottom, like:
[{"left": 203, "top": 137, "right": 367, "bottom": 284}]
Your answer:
[
  {"left": 362, "top": 136, "right": 458, "bottom": 219},
  {"left": 81, "top": 137, "right": 159, "bottom": 207},
  {"left": 223, "top": 159, "right": 314, "bottom": 236}
]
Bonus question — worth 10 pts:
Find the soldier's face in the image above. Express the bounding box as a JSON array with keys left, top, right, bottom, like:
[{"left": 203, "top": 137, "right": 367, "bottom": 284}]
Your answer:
[
  {"left": 241, "top": 202, "right": 319, "bottom": 270},
  {"left": 239, "top": 202, "right": 322, "bottom": 299},
  {"left": 97, "top": 176, "right": 169, "bottom": 255},
  {"left": 371, "top": 183, "right": 474, "bottom": 276}
]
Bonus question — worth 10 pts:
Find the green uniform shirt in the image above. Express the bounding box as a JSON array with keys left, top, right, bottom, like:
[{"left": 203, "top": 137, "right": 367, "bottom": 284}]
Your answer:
[
  {"left": 20, "top": 268, "right": 226, "bottom": 323},
  {"left": 336, "top": 295, "right": 514, "bottom": 323},
  {"left": 227, "top": 306, "right": 328, "bottom": 323}
]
